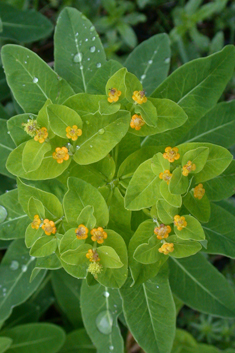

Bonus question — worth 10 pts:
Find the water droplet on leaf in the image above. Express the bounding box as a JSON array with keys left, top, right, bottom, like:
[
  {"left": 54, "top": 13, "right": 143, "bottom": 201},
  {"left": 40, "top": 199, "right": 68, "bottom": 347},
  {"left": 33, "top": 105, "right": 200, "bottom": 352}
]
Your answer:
[
  {"left": 33, "top": 77, "right": 38, "bottom": 83},
  {"left": 96, "top": 63, "right": 101, "bottom": 68},
  {"left": 164, "top": 58, "right": 170, "bottom": 64},
  {"left": 10, "top": 261, "right": 19, "bottom": 270},
  {"left": 109, "top": 346, "right": 114, "bottom": 351},
  {"left": 90, "top": 26, "right": 95, "bottom": 31},
  {"left": 141, "top": 74, "right": 146, "bottom": 80},
  {"left": 21, "top": 265, "right": 27, "bottom": 272},
  {"left": 148, "top": 59, "right": 153, "bottom": 64},
  {"left": 0, "top": 206, "right": 7, "bottom": 223},
  {"left": 98, "top": 128, "right": 105, "bottom": 135},
  {"left": 92, "top": 36, "right": 96, "bottom": 41},
  {"left": 103, "top": 291, "right": 110, "bottom": 297},
  {"left": 96, "top": 310, "right": 113, "bottom": 334},
  {"left": 90, "top": 46, "right": 96, "bottom": 53},
  {"left": 74, "top": 53, "right": 82, "bottom": 63}
]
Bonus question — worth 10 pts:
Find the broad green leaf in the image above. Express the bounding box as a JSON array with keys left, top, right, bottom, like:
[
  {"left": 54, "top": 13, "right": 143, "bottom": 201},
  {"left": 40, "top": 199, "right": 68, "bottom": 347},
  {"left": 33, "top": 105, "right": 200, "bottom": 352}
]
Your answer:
[
  {"left": 97, "top": 246, "right": 123, "bottom": 268},
  {"left": 156, "top": 199, "right": 178, "bottom": 224},
  {"left": 151, "top": 152, "right": 170, "bottom": 176},
  {"left": 125, "top": 71, "right": 143, "bottom": 103},
  {"left": 99, "top": 100, "right": 120, "bottom": 115},
  {"left": 0, "top": 189, "right": 30, "bottom": 241},
  {"left": 47, "top": 104, "right": 83, "bottom": 139},
  {"left": 134, "top": 235, "right": 163, "bottom": 264},
  {"left": 135, "top": 100, "right": 158, "bottom": 128},
  {"left": 169, "top": 166, "right": 189, "bottom": 195},
  {"left": 183, "top": 101, "right": 235, "bottom": 148},
  {"left": 125, "top": 159, "right": 161, "bottom": 210},
  {"left": 105, "top": 68, "right": 127, "bottom": 99},
  {"left": 0, "top": 337, "right": 12, "bottom": 353},
  {"left": 120, "top": 267, "right": 175, "bottom": 353},
  {"left": 81, "top": 281, "right": 124, "bottom": 353},
  {"left": 63, "top": 177, "right": 109, "bottom": 227},
  {"left": 167, "top": 235, "right": 202, "bottom": 258},
  {"left": 174, "top": 215, "right": 205, "bottom": 241},
  {"left": 172, "top": 329, "right": 197, "bottom": 353},
  {"left": 117, "top": 22, "right": 137, "bottom": 48},
  {"left": 0, "top": 119, "right": 15, "bottom": 177},
  {"left": 61, "top": 244, "right": 92, "bottom": 267},
  {"left": 1, "top": 45, "right": 74, "bottom": 114},
  {"left": 145, "top": 46, "right": 235, "bottom": 146},
  {"left": 60, "top": 329, "right": 95, "bottom": 353},
  {"left": 181, "top": 147, "right": 209, "bottom": 174},
  {"left": 64, "top": 93, "right": 105, "bottom": 116},
  {"left": 124, "top": 34, "right": 171, "bottom": 95},
  {"left": 59, "top": 228, "right": 85, "bottom": 254},
  {"left": 87, "top": 60, "right": 123, "bottom": 94},
  {"left": 51, "top": 269, "right": 83, "bottom": 327},
  {"left": 22, "top": 140, "right": 51, "bottom": 173},
  {"left": 7, "top": 113, "right": 36, "bottom": 146},
  {"left": 169, "top": 253, "right": 235, "bottom": 317},
  {"left": 17, "top": 178, "right": 63, "bottom": 220},
  {"left": 77, "top": 205, "right": 96, "bottom": 229},
  {"left": 2, "top": 323, "right": 65, "bottom": 353},
  {"left": 160, "top": 181, "right": 182, "bottom": 208},
  {"left": 30, "top": 236, "right": 57, "bottom": 257},
  {"left": 0, "top": 239, "right": 46, "bottom": 321},
  {"left": 183, "top": 189, "right": 211, "bottom": 223},
  {"left": 203, "top": 160, "right": 235, "bottom": 201},
  {"left": 0, "top": 3, "right": 53, "bottom": 43},
  {"left": 54, "top": 8, "right": 106, "bottom": 93},
  {"left": 27, "top": 197, "right": 45, "bottom": 220},
  {"left": 31, "top": 254, "right": 61, "bottom": 281},
  {"left": 202, "top": 203, "right": 235, "bottom": 258},
  {"left": 25, "top": 224, "right": 43, "bottom": 248}
]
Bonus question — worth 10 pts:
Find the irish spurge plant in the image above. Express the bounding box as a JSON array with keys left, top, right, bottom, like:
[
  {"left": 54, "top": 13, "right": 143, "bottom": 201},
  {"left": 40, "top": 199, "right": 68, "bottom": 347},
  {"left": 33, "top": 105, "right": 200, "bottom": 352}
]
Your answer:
[{"left": 0, "top": 7, "right": 235, "bottom": 353}]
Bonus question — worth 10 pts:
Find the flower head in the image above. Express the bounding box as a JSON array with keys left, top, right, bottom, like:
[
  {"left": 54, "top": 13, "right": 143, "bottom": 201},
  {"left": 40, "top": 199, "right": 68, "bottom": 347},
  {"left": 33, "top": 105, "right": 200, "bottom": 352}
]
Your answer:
[
  {"left": 22, "top": 119, "right": 39, "bottom": 137},
  {"left": 34, "top": 127, "right": 48, "bottom": 143},
  {"left": 158, "top": 243, "right": 174, "bottom": 255},
  {"left": 42, "top": 219, "right": 56, "bottom": 235},
  {"left": 91, "top": 227, "right": 107, "bottom": 244},
  {"left": 154, "top": 224, "right": 171, "bottom": 240},
  {"left": 194, "top": 184, "right": 205, "bottom": 200},
  {"left": 86, "top": 249, "right": 100, "bottom": 262},
  {"left": 174, "top": 215, "right": 187, "bottom": 231},
  {"left": 130, "top": 114, "right": 145, "bottom": 130},
  {"left": 182, "top": 161, "right": 196, "bottom": 176},
  {"left": 88, "top": 262, "right": 103, "bottom": 277},
  {"left": 159, "top": 170, "right": 172, "bottom": 184},
  {"left": 132, "top": 90, "right": 147, "bottom": 104},
  {"left": 75, "top": 224, "right": 88, "bottom": 240},
  {"left": 52, "top": 147, "right": 69, "bottom": 164},
  {"left": 66, "top": 125, "right": 82, "bottom": 141},
  {"left": 163, "top": 147, "right": 180, "bottom": 163},
  {"left": 108, "top": 88, "right": 121, "bottom": 103},
  {"left": 31, "top": 215, "right": 41, "bottom": 230}
]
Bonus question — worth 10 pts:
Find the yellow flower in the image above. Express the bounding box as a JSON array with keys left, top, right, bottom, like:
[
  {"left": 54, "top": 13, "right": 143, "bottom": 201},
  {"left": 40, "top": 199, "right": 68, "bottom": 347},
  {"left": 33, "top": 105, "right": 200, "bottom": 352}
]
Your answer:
[
  {"left": 31, "top": 215, "right": 41, "bottom": 230},
  {"left": 132, "top": 90, "right": 147, "bottom": 104},
  {"left": 163, "top": 147, "right": 180, "bottom": 163},
  {"left": 159, "top": 170, "right": 172, "bottom": 184},
  {"left": 158, "top": 243, "right": 174, "bottom": 255},
  {"left": 154, "top": 224, "right": 171, "bottom": 240},
  {"left": 66, "top": 125, "right": 82, "bottom": 141},
  {"left": 34, "top": 127, "right": 48, "bottom": 143},
  {"left": 194, "top": 184, "right": 205, "bottom": 200},
  {"left": 22, "top": 119, "right": 39, "bottom": 137},
  {"left": 130, "top": 114, "right": 145, "bottom": 130},
  {"left": 108, "top": 88, "right": 121, "bottom": 103},
  {"left": 42, "top": 219, "right": 56, "bottom": 236},
  {"left": 88, "top": 262, "right": 103, "bottom": 277},
  {"left": 174, "top": 215, "right": 187, "bottom": 231},
  {"left": 52, "top": 147, "right": 69, "bottom": 164},
  {"left": 182, "top": 161, "right": 196, "bottom": 176},
  {"left": 90, "top": 227, "right": 107, "bottom": 244},
  {"left": 86, "top": 249, "right": 100, "bottom": 262},
  {"left": 75, "top": 224, "right": 88, "bottom": 240}
]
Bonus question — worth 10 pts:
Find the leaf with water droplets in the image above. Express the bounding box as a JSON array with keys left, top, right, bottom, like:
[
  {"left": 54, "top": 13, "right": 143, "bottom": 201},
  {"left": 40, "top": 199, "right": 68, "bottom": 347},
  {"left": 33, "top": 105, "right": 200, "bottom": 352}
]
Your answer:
[
  {"left": 54, "top": 8, "right": 106, "bottom": 93},
  {"left": 0, "top": 118, "right": 15, "bottom": 178}
]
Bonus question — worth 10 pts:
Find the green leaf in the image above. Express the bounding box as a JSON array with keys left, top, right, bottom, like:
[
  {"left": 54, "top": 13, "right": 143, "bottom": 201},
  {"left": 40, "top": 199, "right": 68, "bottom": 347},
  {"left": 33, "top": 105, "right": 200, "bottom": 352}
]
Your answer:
[
  {"left": 160, "top": 181, "right": 182, "bottom": 208},
  {"left": 81, "top": 281, "right": 124, "bottom": 353},
  {"left": 135, "top": 100, "right": 158, "bottom": 128},
  {"left": 167, "top": 235, "right": 202, "bottom": 258},
  {"left": 87, "top": 60, "right": 123, "bottom": 95},
  {"left": 0, "top": 239, "right": 46, "bottom": 321},
  {"left": 0, "top": 337, "right": 12, "bottom": 353},
  {"left": 117, "top": 22, "right": 137, "bottom": 48},
  {"left": 97, "top": 246, "right": 123, "bottom": 268},
  {"left": 27, "top": 197, "right": 45, "bottom": 220},
  {"left": 125, "top": 71, "right": 142, "bottom": 102},
  {"left": 1, "top": 45, "right": 74, "bottom": 114},
  {"left": 99, "top": 99, "right": 120, "bottom": 115},
  {"left": 183, "top": 189, "right": 211, "bottom": 223},
  {"left": 125, "top": 159, "right": 161, "bottom": 210},
  {"left": 54, "top": 8, "right": 106, "bottom": 93},
  {"left": 174, "top": 215, "right": 205, "bottom": 241},
  {"left": 25, "top": 224, "right": 43, "bottom": 248},
  {"left": 146, "top": 46, "right": 235, "bottom": 146},
  {"left": 0, "top": 119, "right": 15, "bottom": 178},
  {"left": 183, "top": 101, "right": 235, "bottom": 148},
  {"left": 202, "top": 203, "right": 235, "bottom": 258},
  {"left": 2, "top": 323, "right": 65, "bottom": 353},
  {"left": 134, "top": 235, "right": 163, "bottom": 264},
  {"left": 31, "top": 254, "right": 61, "bottom": 281},
  {"left": 17, "top": 178, "right": 63, "bottom": 220},
  {"left": 61, "top": 244, "right": 92, "bottom": 267},
  {"left": 59, "top": 228, "right": 85, "bottom": 254},
  {"left": 120, "top": 267, "right": 176, "bottom": 353},
  {"left": 105, "top": 68, "right": 127, "bottom": 99},
  {"left": 169, "top": 253, "right": 235, "bottom": 317},
  {"left": 0, "top": 189, "right": 30, "bottom": 241},
  {"left": 7, "top": 113, "right": 36, "bottom": 146},
  {"left": 60, "top": 329, "right": 96, "bottom": 353},
  {"left": 124, "top": 34, "right": 171, "bottom": 95},
  {"left": 22, "top": 140, "right": 51, "bottom": 173},
  {"left": 30, "top": 236, "right": 57, "bottom": 257},
  {"left": 181, "top": 147, "right": 209, "bottom": 174},
  {"left": 47, "top": 104, "right": 83, "bottom": 139},
  {"left": 63, "top": 177, "right": 109, "bottom": 227},
  {"left": 156, "top": 199, "right": 178, "bottom": 224},
  {"left": 51, "top": 269, "right": 83, "bottom": 327},
  {"left": 0, "top": 3, "right": 53, "bottom": 43},
  {"left": 77, "top": 205, "right": 96, "bottom": 229},
  {"left": 169, "top": 166, "right": 189, "bottom": 195}
]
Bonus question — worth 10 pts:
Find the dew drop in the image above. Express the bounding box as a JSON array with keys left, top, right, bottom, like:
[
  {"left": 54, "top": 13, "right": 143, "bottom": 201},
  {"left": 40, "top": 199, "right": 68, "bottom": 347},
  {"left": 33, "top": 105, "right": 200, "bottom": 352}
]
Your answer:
[
  {"left": 23, "top": 84, "right": 25, "bottom": 87},
  {"left": 154, "top": 50, "right": 158, "bottom": 54},
  {"left": 76, "top": 146, "right": 80, "bottom": 151},
  {"left": 90, "top": 25, "right": 95, "bottom": 31},
  {"left": 33, "top": 77, "right": 38, "bottom": 83},
  {"left": 74, "top": 53, "right": 82, "bottom": 63},
  {"left": 10, "top": 260, "right": 19, "bottom": 270},
  {"left": 96, "top": 63, "right": 101, "bottom": 68},
  {"left": 24, "top": 61, "right": 27, "bottom": 64},
  {"left": 7, "top": 131, "right": 10, "bottom": 134},
  {"left": 156, "top": 285, "right": 159, "bottom": 289},
  {"left": 109, "top": 346, "right": 114, "bottom": 351},
  {"left": 3, "top": 288, "right": 6, "bottom": 292},
  {"left": 92, "top": 36, "right": 96, "bottom": 41},
  {"left": 85, "top": 38, "right": 88, "bottom": 42},
  {"left": 90, "top": 46, "right": 96, "bottom": 53},
  {"left": 21, "top": 265, "right": 27, "bottom": 272},
  {"left": 80, "top": 65, "right": 84, "bottom": 70},
  {"left": 87, "top": 58, "right": 90, "bottom": 61},
  {"left": 96, "top": 310, "right": 113, "bottom": 335},
  {"left": 148, "top": 59, "right": 153, "bottom": 64},
  {"left": 86, "top": 121, "right": 90, "bottom": 125},
  {"left": 0, "top": 206, "right": 7, "bottom": 224},
  {"left": 90, "top": 145, "right": 93, "bottom": 148},
  {"left": 141, "top": 74, "right": 146, "bottom": 80},
  {"left": 75, "top": 32, "right": 79, "bottom": 37},
  {"left": 164, "top": 57, "right": 170, "bottom": 64},
  {"left": 103, "top": 291, "right": 110, "bottom": 297}
]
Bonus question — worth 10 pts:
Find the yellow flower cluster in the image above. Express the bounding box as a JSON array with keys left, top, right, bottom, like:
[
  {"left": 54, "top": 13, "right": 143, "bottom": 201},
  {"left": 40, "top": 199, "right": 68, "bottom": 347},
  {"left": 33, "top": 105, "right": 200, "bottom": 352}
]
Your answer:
[
  {"left": 31, "top": 215, "right": 57, "bottom": 236},
  {"left": 53, "top": 147, "right": 69, "bottom": 164},
  {"left": 194, "top": 184, "right": 205, "bottom": 200},
  {"left": 91, "top": 227, "right": 107, "bottom": 244},
  {"left": 130, "top": 114, "right": 145, "bottom": 130},
  {"left": 132, "top": 90, "right": 147, "bottom": 104},
  {"left": 163, "top": 147, "right": 180, "bottom": 163},
  {"left": 86, "top": 249, "right": 103, "bottom": 277},
  {"left": 182, "top": 161, "right": 196, "bottom": 176},
  {"left": 86, "top": 249, "right": 100, "bottom": 262},
  {"left": 75, "top": 224, "right": 89, "bottom": 240},
  {"left": 108, "top": 88, "right": 121, "bottom": 103},
  {"left": 66, "top": 125, "right": 82, "bottom": 141},
  {"left": 158, "top": 243, "right": 174, "bottom": 255},
  {"left": 31, "top": 215, "right": 41, "bottom": 230},
  {"left": 22, "top": 119, "right": 39, "bottom": 137},
  {"left": 159, "top": 169, "right": 172, "bottom": 184},
  {"left": 34, "top": 127, "right": 48, "bottom": 143},
  {"left": 174, "top": 215, "right": 187, "bottom": 231},
  {"left": 154, "top": 224, "right": 171, "bottom": 240}
]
